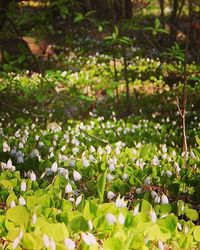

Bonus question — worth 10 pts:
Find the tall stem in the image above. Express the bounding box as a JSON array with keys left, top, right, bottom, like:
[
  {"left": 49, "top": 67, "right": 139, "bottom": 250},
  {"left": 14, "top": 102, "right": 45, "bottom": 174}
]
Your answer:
[
  {"left": 181, "top": 0, "right": 192, "bottom": 162},
  {"left": 112, "top": 45, "right": 119, "bottom": 105},
  {"left": 123, "top": 46, "right": 130, "bottom": 112}
]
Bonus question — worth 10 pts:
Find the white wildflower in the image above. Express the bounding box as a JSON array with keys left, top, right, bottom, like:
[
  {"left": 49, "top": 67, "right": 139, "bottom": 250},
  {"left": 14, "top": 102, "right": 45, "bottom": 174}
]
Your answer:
[
  {"left": 106, "top": 213, "right": 117, "bottom": 225},
  {"left": 73, "top": 170, "right": 82, "bottom": 181},
  {"left": 64, "top": 238, "right": 76, "bottom": 250}
]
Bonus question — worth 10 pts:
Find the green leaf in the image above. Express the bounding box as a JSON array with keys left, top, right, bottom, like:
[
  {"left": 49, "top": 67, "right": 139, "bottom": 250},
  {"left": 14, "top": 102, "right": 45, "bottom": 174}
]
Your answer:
[
  {"left": 185, "top": 208, "right": 198, "bottom": 221},
  {"left": 104, "top": 237, "right": 123, "bottom": 250},
  {"left": 42, "top": 223, "right": 69, "bottom": 241},
  {"left": 69, "top": 215, "right": 89, "bottom": 233},
  {"left": 97, "top": 169, "right": 107, "bottom": 203},
  {"left": 22, "top": 232, "right": 43, "bottom": 249},
  {"left": 155, "top": 18, "right": 160, "bottom": 29},
  {"left": 193, "top": 226, "right": 200, "bottom": 242},
  {"left": 6, "top": 206, "right": 29, "bottom": 226}
]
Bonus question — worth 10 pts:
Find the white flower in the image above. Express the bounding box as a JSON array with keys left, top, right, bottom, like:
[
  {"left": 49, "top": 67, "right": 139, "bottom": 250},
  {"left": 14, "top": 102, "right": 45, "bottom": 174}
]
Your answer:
[
  {"left": 61, "top": 145, "right": 66, "bottom": 152},
  {"left": 109, "top": 164, "right": 115, "bottom": 172},
  {"left": 29, "top": 171, "right": 36, "bottom": 181},
  {"left": 10, "top": 200, "right": 16, "bottom": 208},
  {"left": 12, "top": 236, "right": 20, "bottom": 250},
  {"left": 90, "top": 146, "right": 96, "bottom": 153},
  {"left": 73, "top": 170, "right": 82, "bottom": 181},
  {"left": 144, "top": 177, "right": 151, "bottom": 185},
  {"left": 65, "top": 183, "right": 73, "bottom": 193},
  {"left": 151, "top": 191, "right": 157, "bottom": 199},
  {"left": 19, "top": 196, "right": 26, "bottom": 206},
  {"left": 50, "top": 238, "right": 56, "bottom": 250},
  {"left": 88, "top": 220, "right": 93, "bottom": 231},
  {"left": 152, "top": 156, "right": 159, "bottom": 166},
  {"left": 51, "top": 161, "right": 58, "bottom": 172},
  {"left": 82, "top": 158, "right": 89, "bottom": 167},
  {"left": 154, "top": 195, "right": 161, "bottom": 204},
  {"left": 190, "top": 151, "right": 196, "bottom": 159},
  {"left": 115, "top": 195, "right": 127, "bottom": 208},
  {"left": 20, "top": 181, "right": 27, "bottom": 192},
  {"left": 161, "top": 194, "right": 169, "bottom": 204},
  {"left": 107, "top": 191, "right": 115, "bottom": 200},
  {"left": 118, "top": 213, "right": 125, "bottom": 224},
  {"left": 106, "top": 145, "right": 112, "bottom": 155},
  {"left": 43, "top": 234, "right": 50, "bottom": 247},
  {"left": 177, "top": 222, "right": 182, "bottom": 231},
  {"left": 107, "top": 174, "right": 114, "bottom": 182},
  {"left": 82, "top": 233, "right": 97, "bottom": 246},
  {"left": 3, "top": 141, "right": 10, "bottom": 152},
  {"left": 135, "top": 188, "right": 142, "bottom": 194},
  {"left": 133, "top": 204, "right": 140, "bottom": 216},
  {"left": 158, "top": 240, "right": 164, "bottom": 250},
  {"left": 64, "top": 238, "right": 76, "bottom": 250},
  {"left": 75, "top": 195, "right": 83, "bottom": 206},
  {"left": 106, "top": 213, "right": 117, "bottom": 225},
  {"left": 184, "top": 226, "right": 189, "bottom": 234},
  {"left": 174, "top": 162, "right": 181, "bottom": 174},
  {"left": 150, "top": 209, "right": 157, "bottom": 223},
  {"left": 32, "top": 213, "right": 37, "bottom": 224},
  {"left": 166, "top": 170, "right": 172, "bottom": 177},
  {"left": 72, "top": 147, "right": 79, "bottom": 154},
  {"left": 122, "top": 173, "right": 128, "bottom": 180}
]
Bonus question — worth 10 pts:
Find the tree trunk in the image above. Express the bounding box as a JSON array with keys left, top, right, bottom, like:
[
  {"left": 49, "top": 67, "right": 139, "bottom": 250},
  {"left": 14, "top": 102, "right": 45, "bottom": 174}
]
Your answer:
[
  {"left": 159, "top": 0, "right": 165, "bottom": 28},
  {"left": 170, "top": 0, "right": 179, "bottom": 44},
  {"left": 0, "top": 0, "right": 11, "bottom": 32},
  {"left": 124, "top": 0, "right": 132, "bottom": 19}
]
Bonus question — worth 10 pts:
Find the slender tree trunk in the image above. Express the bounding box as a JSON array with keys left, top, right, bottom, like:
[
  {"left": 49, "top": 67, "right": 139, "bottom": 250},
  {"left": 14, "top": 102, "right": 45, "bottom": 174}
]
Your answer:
[
  {"left": 123, "top": 47, "right": 130, "bottom": 112},
  {"left": 182, "top": 0, "right": 192, "bottom": 155},
  {"left": 0, "top": 0, "right": 11, "bottom": 32},
  {"left": 170, "top": 0, "right": 179, "bottom": 44},
  {"left": 124, "top": 0, "right": 132, "bottom": 19},
  {"left": 159, "top": 0, "right": 165, "bottom": 28},
  {"left": 112, "top": 45, "right": 119, "bottom": 105}
]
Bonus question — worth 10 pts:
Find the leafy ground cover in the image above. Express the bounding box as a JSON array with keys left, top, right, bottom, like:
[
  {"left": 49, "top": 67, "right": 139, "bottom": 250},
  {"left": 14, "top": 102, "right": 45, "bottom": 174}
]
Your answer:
[{"left": 0, "top": 52, "right": 200, "bottom": 250}]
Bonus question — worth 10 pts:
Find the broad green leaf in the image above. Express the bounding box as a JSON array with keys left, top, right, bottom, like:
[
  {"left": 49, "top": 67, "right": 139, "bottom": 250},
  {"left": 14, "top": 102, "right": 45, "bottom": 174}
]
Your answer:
[
  {"left": 22, "top": 232, "right": 43, "bottom": 249},
  {"left": 42, "top": 222, "right": 69, "bottom": 241},
  {"left": 69, "top": 215, "right": 89, "bottom": 233},
  {"left": 6, "top": 206, "right": 29, "bottom": 226},
  {"left": 97, "top": 169, "right": 107, "bottom": 203},
  {"left": 193, "top": 226, "right": 200, "bottom": 242},
  {"left": 185, "top": 208, "right": 198, "bottom": 221}
]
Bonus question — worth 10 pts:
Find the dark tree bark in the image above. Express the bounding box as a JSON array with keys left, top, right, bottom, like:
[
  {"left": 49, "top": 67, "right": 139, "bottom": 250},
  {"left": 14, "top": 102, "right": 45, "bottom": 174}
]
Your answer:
[
  {"left": 124, "top": 0, "right": 132, "bottom": 19},
  {"left": 159, "top": 0, "right": 165, "bottom": 28},
  {"left": 0, "top": 0, "right": 11, "bottom": 32},
  {"left": 170, "top": 0, "right": 179, "bottom": 44}
]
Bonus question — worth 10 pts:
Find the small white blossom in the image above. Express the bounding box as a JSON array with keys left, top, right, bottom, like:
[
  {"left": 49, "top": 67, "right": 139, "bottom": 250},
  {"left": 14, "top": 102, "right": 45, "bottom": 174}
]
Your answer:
[
  {"left": 82, "top": 158, "right": 89, "bottom": 167},
  {"left": 158, "top": 240, "right": 164, "bottom": 250},
  {"left": 107, "top": 174, "right": 114, "bottom": 182},
  {"left": 51, "top": 161, "right": 58, "bottom": 172},
  {"left": 107, "top": 191, "right": 115, "bottom": 200},
  {"left": 133, "top": 204, "right": 140, "bottom": 216},
  {"left": 19, "top": 196, "right": 26, "bottom": 206},
  {"left": 73, "top": 170, "right": 82, "bottom": 181},
  {"left": 82, "top": 233, "right": 97, "bottom": 246},
  {"left": 161, "top": 194, "right": 169, "bottom": 204},
  {"left": 115, "top": 195, "right": 127, "bottom": 208},
  {"left": 29, "top": 171, "right": 36, "bottom": 181},
  {"left": 20, "top": 181, "right": 27, "bottom": 192},
  {"left": 150, "top": 209, "right": 157, "bottom": 223},
  {"left": 10, "top": 200, "right": 16, "bottom": 208},
  {"left": 3, "top": 141, "right": 10, "bottom": 152},
  {"left": 43, "top": 234, "right": 50, "bottom": 247},
  {"left": 75, "top": 195, "right": 83, "bottom": 206},
  {"left": 118, "top": 213, "right": 125, "bottom": 224},
  {"left": 50, "top": 238, "right": 56, "bottom": 250},
  {"left": 106, "top": 213, "right": 117, "bottom": 225},
  {"left": 65, "top": 183, "right": 73, "bottom": 193},
  {"left": 64, "top": 238, "right": 76, "bottom": 250},
  {"left": 32, "top": 213, "right": 37, "bottom": 224}
]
